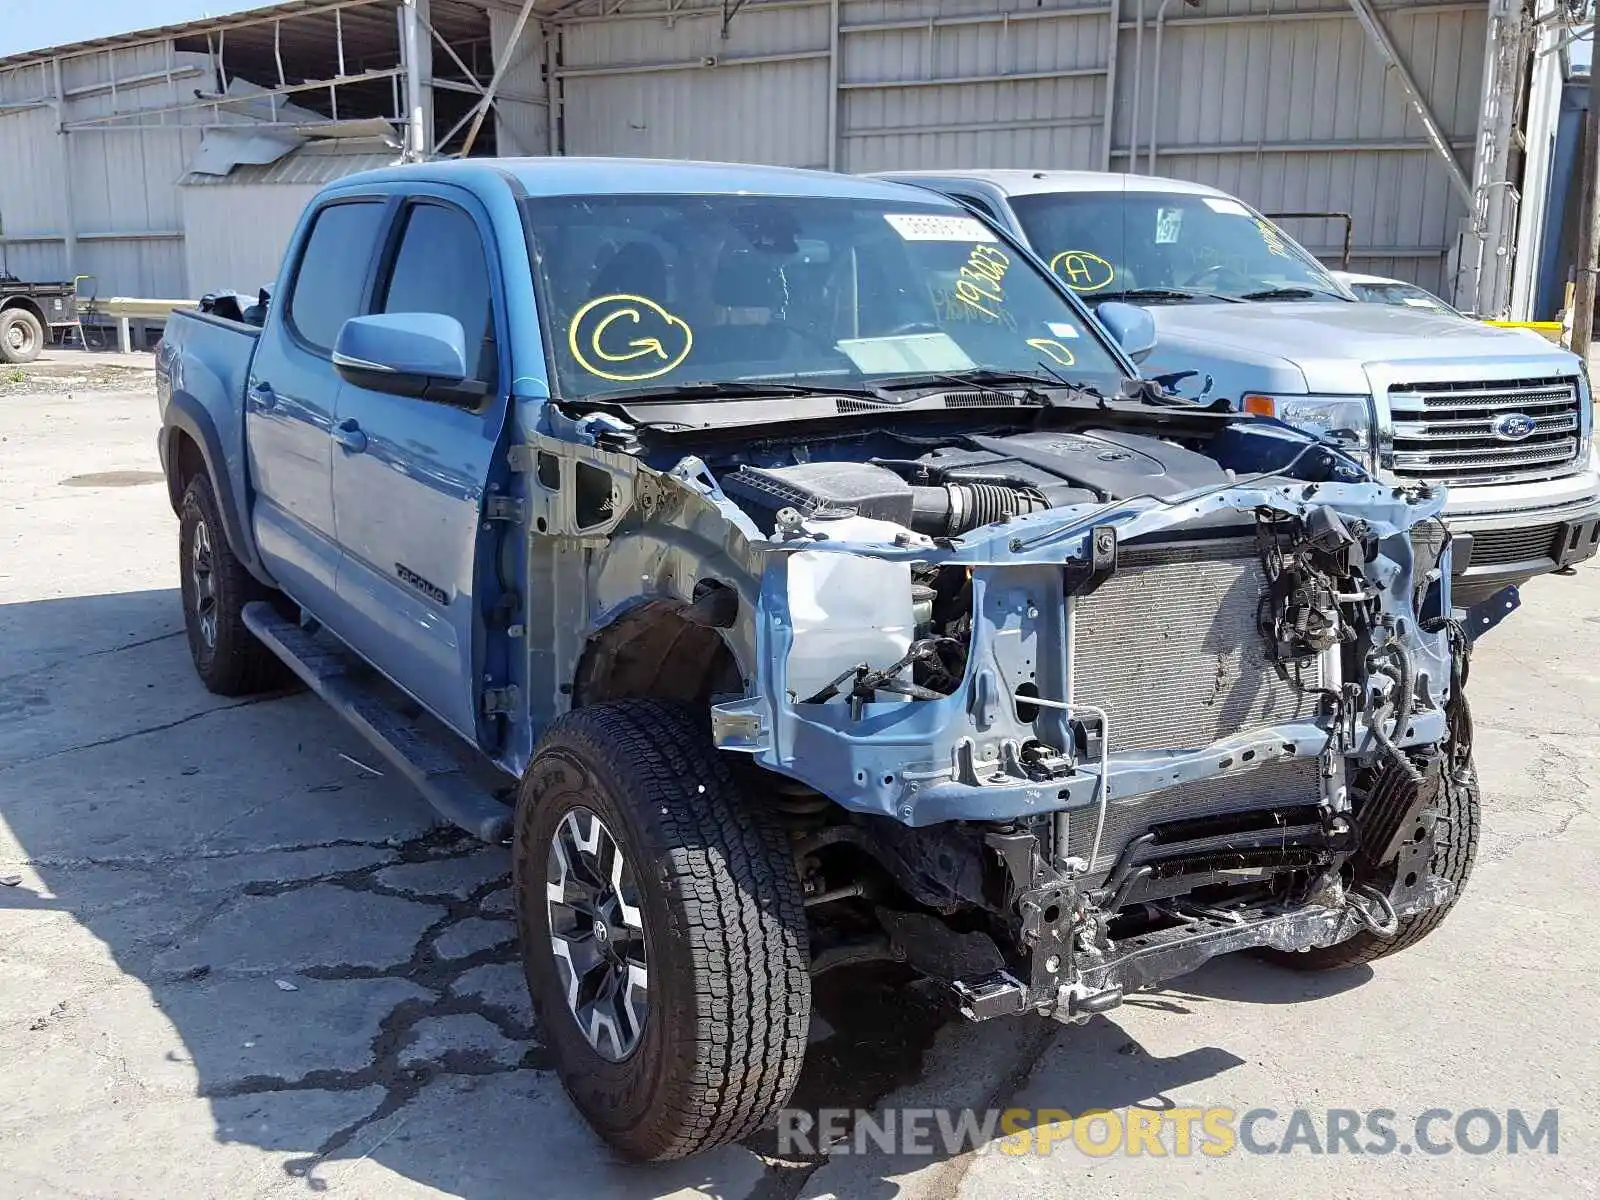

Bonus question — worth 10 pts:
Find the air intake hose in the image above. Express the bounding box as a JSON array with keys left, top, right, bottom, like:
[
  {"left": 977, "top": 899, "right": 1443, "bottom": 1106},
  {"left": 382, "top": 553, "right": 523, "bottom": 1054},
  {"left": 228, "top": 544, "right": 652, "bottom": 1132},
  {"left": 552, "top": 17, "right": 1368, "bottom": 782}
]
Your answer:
[{"left": 909, "top": 483, "right": 1051, "bottom": 536}]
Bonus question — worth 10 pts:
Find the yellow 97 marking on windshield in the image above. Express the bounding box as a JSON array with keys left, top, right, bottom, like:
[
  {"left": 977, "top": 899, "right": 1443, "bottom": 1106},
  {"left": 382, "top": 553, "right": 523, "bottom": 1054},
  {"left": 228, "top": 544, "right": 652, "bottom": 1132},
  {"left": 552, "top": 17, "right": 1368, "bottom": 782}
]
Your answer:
[
  {"left": 1049, "top": 250, "right": 1115, "bottom": 292},
  {"left": 953, "top": 244, "right": 1011, "bottom": 320},
  {"left": 568, "top": 293, "right": 693, "bottom": 382},
  {"left": 1026, "top": 338, "right": 1076, "bottom": 368}
]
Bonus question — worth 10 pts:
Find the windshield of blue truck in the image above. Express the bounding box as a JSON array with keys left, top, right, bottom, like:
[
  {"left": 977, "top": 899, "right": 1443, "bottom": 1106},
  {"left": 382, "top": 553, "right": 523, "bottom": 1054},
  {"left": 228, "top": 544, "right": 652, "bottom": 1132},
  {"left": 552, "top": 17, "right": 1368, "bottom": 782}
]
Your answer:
[
  {"left": 520, "top": 194, "right": 1128, "bottom": 400},
  {"left": 1006, "top": 189, "right": 1348, "bottom": 303}
]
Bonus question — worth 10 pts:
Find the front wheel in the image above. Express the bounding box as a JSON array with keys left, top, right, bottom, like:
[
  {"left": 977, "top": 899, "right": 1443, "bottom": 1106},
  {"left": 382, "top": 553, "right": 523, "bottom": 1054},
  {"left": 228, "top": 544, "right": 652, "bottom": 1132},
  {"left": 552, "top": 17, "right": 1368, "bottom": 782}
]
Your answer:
[
  {"left": 513, "top": 700, "right": 811, "bottom": 1161},
  {"left": 1270, "top": 753, "right": 1480, "bottom": 970}
]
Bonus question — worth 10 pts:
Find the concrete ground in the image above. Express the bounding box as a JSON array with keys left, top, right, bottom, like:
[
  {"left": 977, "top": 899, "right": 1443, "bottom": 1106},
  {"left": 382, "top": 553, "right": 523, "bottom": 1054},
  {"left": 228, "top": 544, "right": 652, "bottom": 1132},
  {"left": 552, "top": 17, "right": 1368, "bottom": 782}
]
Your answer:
[{"left": 2, "top": 364, "right": 1596, "bottom": 1198}]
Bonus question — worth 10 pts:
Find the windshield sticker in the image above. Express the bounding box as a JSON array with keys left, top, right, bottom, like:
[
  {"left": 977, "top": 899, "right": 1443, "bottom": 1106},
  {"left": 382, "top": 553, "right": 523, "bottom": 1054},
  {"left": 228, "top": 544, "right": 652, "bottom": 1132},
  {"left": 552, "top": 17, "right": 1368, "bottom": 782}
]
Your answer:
[
  {"left": 1026, "top": 338, "right": 1077, "bottom": 368},
  {"left": 1255, "top": 219, "right": 1291, "bottom": 259},
  {"left": 1155, "top": 207, "right": 1184, "bottom": 244},
  {"left": 837, "top": 332, "right": 976, "bottom": 374},
  {"left": 568, "top": 293, "right": 693, "bottom": 382},
  {"left": 1047, "top": 321, "right": 1080, "bottom": 339},
  {"left": 1202, "top": 197, "right": 1251, "bottom": 217},
  {"left": 953, "top": 243, "right": 1012, "bottom": 320},
  {"left": 1401, "top": 296, "right": 1435, "bottom": 307},
  {"left": 883, "top": 213, "right": 998, "bottom": 242},
  {"left": 1049, "top": 250, "right": 1116, "bottom": 293}
]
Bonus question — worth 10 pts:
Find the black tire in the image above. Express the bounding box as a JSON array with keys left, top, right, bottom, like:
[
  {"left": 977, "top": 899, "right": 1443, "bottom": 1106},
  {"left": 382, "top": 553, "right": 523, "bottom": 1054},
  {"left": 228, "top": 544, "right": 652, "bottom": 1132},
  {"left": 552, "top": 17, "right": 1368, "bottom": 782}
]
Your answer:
[
  {"left": 0, "top": 307, "right": 45, "bottom": 364},
  {"left": 178, "top": 474, "right": 286, "bottom": 696},
  {"left": 1271, "top": 756, "right": 1480, "bottom": 970},
  {"left": 513, "top": 700, "right": 811, "bottom": 1161}
]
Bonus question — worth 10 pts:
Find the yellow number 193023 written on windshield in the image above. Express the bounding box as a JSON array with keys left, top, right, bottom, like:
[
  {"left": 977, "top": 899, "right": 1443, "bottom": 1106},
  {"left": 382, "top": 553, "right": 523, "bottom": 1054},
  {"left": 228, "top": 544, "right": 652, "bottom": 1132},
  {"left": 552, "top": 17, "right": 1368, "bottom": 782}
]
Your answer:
[{"left": 953, "top": 244, "right": 1012, "bottom": 320}]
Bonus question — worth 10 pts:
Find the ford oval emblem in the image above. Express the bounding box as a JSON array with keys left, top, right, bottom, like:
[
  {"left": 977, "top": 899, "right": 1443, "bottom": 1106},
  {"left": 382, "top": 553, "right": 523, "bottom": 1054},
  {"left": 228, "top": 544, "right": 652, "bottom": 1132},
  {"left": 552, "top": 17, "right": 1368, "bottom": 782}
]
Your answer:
[{"left": 1491, "top": 412, "right": 1537, "bottom": 442}]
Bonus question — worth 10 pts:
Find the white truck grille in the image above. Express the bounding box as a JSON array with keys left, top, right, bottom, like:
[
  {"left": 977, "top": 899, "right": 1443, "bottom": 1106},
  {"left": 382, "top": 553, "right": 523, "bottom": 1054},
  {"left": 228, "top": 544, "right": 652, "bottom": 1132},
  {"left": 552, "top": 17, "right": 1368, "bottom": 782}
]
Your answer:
[{"left": 1388, "top": 376, "right": 1583, "bottom": 485}]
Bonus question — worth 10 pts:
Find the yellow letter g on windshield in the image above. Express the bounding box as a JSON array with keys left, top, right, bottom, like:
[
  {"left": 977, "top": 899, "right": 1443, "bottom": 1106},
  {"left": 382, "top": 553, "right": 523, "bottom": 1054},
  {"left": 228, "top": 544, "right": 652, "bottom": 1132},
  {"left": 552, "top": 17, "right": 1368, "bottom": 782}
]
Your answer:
[{"left": 569, "top": 294, "right": 694, "bottom": 382}]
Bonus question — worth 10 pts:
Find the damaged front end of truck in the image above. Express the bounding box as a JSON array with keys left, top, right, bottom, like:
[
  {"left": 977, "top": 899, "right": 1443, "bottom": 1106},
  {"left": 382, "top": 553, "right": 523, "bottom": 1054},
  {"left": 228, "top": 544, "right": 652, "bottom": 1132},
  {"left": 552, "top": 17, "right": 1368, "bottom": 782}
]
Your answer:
[{"left": 529, "top": 395, "right": 1477, "bottom": 1026}]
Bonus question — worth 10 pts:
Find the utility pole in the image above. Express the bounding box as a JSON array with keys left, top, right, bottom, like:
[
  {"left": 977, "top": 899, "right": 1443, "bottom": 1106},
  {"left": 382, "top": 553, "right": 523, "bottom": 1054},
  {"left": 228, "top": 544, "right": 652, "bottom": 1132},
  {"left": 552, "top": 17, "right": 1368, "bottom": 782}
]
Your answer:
[{"left": 1572, "top": 43, "right": 1600, "bottom": 357}]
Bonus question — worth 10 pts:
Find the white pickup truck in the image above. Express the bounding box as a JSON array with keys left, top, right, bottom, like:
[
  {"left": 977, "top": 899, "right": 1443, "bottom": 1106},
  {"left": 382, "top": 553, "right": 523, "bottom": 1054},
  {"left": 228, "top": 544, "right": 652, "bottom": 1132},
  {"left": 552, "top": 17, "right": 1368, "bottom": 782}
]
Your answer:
[{"left": 877, "top": 169, "right": 1600, "bottom": 608}]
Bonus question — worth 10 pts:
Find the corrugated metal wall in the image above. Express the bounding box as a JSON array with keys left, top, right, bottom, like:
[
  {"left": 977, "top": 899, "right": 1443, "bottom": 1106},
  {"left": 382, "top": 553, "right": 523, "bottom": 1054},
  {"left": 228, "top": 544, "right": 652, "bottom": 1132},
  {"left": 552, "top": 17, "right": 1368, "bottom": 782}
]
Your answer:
[
  {"left": 0, "top": 101, "right": 68, "bottom": 284},
  {"left": 0, "top": 43, "right": 220, "bottom": 297},
  {"left": 836, "top": 1, "right": 1112, "bottom": 172},
  {"left": 180, "top": 181, "right": 324, "bottom": 297},
  {"left": 558, "top": 2, "right": 832, "bottom": 165},
  {"left": 1116, "top": 0, "right": 1486, "bottom": 294},
  {"left": 548, "top": 0, "right": 1490, "bottom": 295},
  {"left": 491, "top": 6, "right": 552, "bottom": 156}
]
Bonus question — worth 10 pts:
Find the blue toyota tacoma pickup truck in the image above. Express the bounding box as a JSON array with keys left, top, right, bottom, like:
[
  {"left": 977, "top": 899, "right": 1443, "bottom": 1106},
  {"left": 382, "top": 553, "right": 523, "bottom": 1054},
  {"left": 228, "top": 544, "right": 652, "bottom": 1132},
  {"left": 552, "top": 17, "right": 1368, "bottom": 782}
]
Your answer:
[{"left": 157, "top": 158, "right": 1481, "bottom": 1160}]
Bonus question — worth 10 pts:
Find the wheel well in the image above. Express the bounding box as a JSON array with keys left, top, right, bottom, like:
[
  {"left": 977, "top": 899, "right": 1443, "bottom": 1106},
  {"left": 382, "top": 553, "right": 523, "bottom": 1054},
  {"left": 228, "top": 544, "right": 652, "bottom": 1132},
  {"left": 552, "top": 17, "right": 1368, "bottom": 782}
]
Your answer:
[
  {"left": 571, "top": 600, "right": 744, "bottom": 709},
  {"left": 0, "top": 297, "right": 48, "bottom": 328},
  {"left": 167, "top": 430, "right": 206, "bottom": 515}
]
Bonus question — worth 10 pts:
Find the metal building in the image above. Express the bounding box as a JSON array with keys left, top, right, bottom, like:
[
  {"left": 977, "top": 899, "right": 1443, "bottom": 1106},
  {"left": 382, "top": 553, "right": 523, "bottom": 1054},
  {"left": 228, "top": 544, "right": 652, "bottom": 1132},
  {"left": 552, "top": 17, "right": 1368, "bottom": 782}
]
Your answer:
[
  {"left": 0, "top": 0, "right": 535, "bottom": 303},
  {"left": 0, "top": 0, "right": 1582, "bottom": 318}
]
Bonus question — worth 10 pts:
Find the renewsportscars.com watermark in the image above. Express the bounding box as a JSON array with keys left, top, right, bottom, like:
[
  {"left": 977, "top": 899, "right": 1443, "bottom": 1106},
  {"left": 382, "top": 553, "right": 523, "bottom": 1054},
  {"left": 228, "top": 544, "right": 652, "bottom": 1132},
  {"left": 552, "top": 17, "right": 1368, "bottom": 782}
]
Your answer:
[{"left": 778, "top": 1106, "right": 1559, "bottom": 1158}]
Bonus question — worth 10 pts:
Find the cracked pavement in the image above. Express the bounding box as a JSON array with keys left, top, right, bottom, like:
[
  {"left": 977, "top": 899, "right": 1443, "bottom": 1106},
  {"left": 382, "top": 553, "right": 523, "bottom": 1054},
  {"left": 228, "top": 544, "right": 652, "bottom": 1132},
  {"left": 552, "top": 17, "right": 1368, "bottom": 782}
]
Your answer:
[{"left": 3, "top": 375, "right": 1599, "bottom": 1198}]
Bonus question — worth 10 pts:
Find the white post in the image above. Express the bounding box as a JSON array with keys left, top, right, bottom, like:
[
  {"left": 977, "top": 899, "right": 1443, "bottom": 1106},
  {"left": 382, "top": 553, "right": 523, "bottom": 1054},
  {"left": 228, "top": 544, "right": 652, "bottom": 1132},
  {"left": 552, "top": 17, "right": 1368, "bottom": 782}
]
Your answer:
[
  {"left": 825, "top": 0, "right": 840, "bottom": 169},
  {"left": 401, "top": 0, "right": 434, "bottom": 159},
  {"left": 118, "top": 317, "right": 132, "bottom": 355},
  {"left": 52, "top": 57, "right": 78, "bottom": 281}
]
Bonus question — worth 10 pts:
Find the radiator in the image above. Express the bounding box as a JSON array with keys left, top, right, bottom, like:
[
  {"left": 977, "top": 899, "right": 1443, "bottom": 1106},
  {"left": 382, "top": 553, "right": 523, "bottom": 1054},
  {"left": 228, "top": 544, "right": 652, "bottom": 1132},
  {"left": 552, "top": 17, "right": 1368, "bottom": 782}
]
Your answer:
[{"left": 1069, "top": 537, "right": 1325, "bottom": 874}]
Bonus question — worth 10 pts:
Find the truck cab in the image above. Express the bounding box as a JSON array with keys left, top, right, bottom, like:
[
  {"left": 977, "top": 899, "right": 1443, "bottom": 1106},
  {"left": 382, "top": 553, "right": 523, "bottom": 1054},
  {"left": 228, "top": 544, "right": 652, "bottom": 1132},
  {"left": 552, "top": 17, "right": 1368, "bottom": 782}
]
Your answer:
[
  {"left": 158, "top": 159, "right": 1482, "bottom": 1164},
  {"left": 873, "top": 169, "right": 1600, "bottom": 608}
]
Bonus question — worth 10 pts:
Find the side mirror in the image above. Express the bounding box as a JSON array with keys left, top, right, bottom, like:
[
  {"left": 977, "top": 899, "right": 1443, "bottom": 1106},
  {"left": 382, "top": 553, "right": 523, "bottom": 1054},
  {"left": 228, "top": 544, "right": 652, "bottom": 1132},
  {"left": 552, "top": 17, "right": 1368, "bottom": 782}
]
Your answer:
[
  {"left": 1095, "top": 301, "right": 1158, "bottom": 364},
  {"left": 333, "top": 312, "right": 487, "bottom": 405}
]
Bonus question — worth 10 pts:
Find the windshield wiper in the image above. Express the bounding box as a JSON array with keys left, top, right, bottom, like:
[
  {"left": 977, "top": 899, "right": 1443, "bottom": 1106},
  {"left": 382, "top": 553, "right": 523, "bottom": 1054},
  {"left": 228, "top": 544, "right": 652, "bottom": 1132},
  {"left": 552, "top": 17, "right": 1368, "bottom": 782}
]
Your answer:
[
  {"left": 1097, "top": 287, "right": 1243, "bottom": 304},
  {"left": 868, "top": 368, "right": 1065, "bottom": 398},
  {"left": 1238, "top": 286, "right": 1346, "bottom": 302},
  {"left": 582, "top": 379, "right": 889, "bottom": 404}
]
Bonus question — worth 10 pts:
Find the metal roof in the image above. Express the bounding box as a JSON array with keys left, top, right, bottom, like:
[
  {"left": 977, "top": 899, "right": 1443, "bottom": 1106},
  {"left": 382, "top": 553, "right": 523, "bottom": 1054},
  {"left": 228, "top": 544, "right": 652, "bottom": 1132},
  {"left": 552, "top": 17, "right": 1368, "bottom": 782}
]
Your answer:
[
  {"left": 0, "top": 0, "right": 496, "bottom": 73},
  {"left": 180, "top": 143, "right": 401, "bottom": 187}
]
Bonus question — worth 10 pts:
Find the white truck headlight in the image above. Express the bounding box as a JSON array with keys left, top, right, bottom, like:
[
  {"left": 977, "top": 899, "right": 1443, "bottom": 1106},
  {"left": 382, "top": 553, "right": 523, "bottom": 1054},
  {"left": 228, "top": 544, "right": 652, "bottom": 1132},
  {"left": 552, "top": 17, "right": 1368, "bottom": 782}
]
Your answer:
[{"left": 1243, "top": 394, "right": 1374, "bottom": 463}]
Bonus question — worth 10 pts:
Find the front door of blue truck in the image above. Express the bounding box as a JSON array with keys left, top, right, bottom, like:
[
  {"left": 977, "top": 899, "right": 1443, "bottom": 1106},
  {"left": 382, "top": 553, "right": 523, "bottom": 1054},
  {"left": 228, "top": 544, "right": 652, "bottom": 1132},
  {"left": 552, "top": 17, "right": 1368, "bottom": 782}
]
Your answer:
[
  {"left": 247, "top": 197, "right": 387, "bottom": 617},
  {"left": 327, "top": 188, "right": 511, "bottom": 739}
]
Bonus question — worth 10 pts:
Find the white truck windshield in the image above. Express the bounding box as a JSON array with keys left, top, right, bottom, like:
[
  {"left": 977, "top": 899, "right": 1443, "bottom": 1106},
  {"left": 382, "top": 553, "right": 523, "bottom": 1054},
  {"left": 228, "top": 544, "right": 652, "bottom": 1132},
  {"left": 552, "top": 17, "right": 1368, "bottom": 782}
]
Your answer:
[
  {"left": 1007, "top": 190, "right": 1348, "bottom": 304},
  {"left": 521, "top": 194, "right": 1127, "bottom": 400}
]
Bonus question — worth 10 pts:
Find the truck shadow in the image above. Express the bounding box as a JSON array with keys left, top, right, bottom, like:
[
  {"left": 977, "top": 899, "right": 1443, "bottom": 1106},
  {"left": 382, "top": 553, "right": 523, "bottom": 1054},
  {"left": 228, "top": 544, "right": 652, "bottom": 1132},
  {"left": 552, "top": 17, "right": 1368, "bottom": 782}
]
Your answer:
[{"left": 0, "top": 587, "right": 1368, "bottom": 1199}]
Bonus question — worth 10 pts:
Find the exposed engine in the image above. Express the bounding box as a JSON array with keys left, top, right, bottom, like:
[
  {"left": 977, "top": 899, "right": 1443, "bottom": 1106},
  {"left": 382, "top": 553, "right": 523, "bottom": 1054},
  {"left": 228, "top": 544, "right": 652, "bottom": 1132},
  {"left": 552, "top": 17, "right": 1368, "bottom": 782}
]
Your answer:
[{"left": 721, "top": 428, "right": 1230, "bottom": 537}]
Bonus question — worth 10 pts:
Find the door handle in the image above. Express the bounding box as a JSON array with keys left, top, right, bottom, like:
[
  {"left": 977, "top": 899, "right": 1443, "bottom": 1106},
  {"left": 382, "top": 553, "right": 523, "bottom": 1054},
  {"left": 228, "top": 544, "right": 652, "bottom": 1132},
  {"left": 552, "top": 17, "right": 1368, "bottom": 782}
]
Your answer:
[
  {"left": 332, "top": 419, "right": 368, "bottom": 454},
  {"left": 247, "top": 381, "right": 276, "bottom": 410}
]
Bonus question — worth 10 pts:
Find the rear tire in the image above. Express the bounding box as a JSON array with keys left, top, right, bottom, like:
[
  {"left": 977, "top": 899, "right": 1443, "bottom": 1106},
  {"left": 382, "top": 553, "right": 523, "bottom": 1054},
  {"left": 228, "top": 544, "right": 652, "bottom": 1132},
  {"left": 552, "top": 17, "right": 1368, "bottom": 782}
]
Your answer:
[
  {"left": 513, "top": 699, "right": 811, "bottom": 1161},
  {"left": 178, "top": 474, "right": 287, "bottom": 696},
  {"left": 0, "top": 308, "right": 45, "bottom": 364},
  {"left": 1271, "top": 754, "right": 1480, "bottom": 970}
]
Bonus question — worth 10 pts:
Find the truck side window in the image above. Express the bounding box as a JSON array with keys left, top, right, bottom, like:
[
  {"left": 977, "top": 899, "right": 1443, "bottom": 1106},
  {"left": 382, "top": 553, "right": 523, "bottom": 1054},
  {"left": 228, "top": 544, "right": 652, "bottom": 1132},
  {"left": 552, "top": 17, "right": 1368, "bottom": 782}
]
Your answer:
[
  {"left": 379, "top": 202, "right": 496, "bottom": 386},
  {"left": 287, "top": 201, "right": 385, "bottom": 351}
]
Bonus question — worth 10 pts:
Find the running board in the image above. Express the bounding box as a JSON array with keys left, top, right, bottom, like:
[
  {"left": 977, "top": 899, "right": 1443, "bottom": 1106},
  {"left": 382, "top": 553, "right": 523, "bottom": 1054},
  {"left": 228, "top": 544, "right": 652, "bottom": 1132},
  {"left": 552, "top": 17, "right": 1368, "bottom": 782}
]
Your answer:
[{"left": 242, "top": 601, "right": 512, "bottom": 843}]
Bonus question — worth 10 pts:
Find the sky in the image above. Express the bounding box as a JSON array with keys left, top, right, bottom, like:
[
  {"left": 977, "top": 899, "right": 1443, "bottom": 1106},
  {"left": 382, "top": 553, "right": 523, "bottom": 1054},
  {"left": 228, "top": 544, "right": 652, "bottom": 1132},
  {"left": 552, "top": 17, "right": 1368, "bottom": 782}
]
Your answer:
[{"left": 0, "top": 0, "right": 263, "bottom": 58}]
